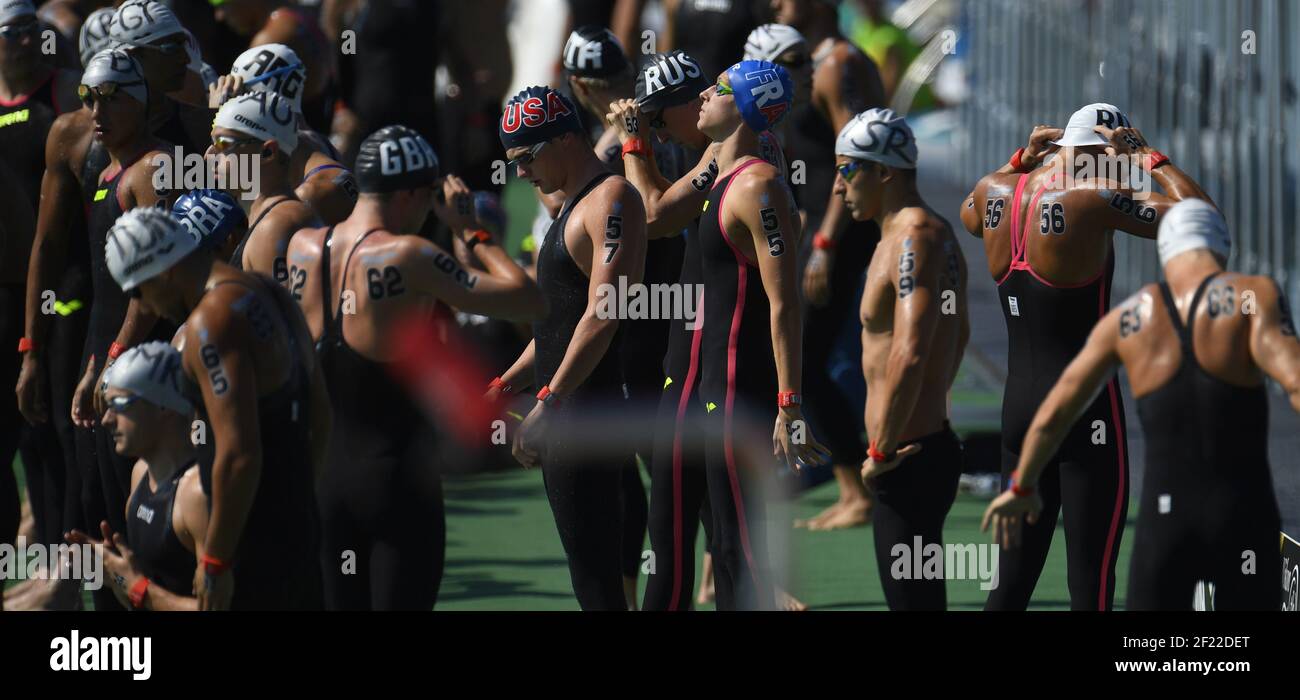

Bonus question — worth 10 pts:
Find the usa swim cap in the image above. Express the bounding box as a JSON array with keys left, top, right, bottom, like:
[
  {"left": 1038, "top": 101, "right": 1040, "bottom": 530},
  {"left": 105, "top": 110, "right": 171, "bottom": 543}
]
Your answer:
[
  {"left": 79, "top": 7, "right": 116, "bottom": 67},
  {"left": 499, "top": 86, "right": 583, "bottom": 149},
  {"left": 1052, "top": 103, "right": 1131, "bottom": 147},
  {"left": 103, "top": 341, "right": 192, "bottom": 416},
  {"left": 1157, "top": 199, "right": 1231, "bottom": 267},
  {"left": 106, "top": 207, "right": 203, "bottom": 292},
  {"left": 213, "top": 90, "right": 298, "bottom": 153},
  {"left": 725, "top": 60, "right": 794, "bottom": 133},
  {"left": 230, "top": 44, "right": 307, "bottom": 116},
  {"left": 172, "top": 189, "right": 245, "bottom": 251},
  {"left": 743, "top": 24, "right": 807, "bottom": 62},
  {"left": 354, "top": 125, "right": 440, "bottom": 194},
  {"left": 835, "top": 108, "right": 917, "bottom": 170},
  {"left": 562, "top": 26, "right": 630, "bottom": 79},
  {"left": 82, "top": 48, "right": 149, "bottom": 104},
  {"left": 636, "top": 50, "right": 709, "bottom": 112}
]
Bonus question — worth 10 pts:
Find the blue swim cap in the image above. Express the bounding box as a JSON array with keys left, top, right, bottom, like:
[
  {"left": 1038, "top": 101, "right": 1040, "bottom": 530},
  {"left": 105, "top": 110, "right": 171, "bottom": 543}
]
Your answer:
[
  {"left": 725, "top": 60, "right": 794, "bottom": 133},
  {"left": 499, "top": 86, "right": 584, "bottom": 149},
  {"left": 171, "top": 189, "right": 245, "bottom": 251},
  {"left": 473, "top": 191, "right": 506, "bottom": 237}
]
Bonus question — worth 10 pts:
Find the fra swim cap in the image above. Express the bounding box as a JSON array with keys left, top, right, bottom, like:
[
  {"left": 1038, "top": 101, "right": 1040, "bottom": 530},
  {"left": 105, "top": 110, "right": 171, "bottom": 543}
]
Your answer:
[
  {"left": 213, "top": 90, "right": 299, "bottom": 153},
  {"left": 110, "top": 0, "right": 185, "bottom": 47},
  {"left": 1052, "top": 102, "right": 1131, "bottom": 147},
  {"left": 835, "top": 108, "right": 917, "bottom": 170},
  {"left": 231, "top": 43, "right": 307, "bottom": 116},
  {"left": 0, "top": 0, "right": 34, "bottom": 26},
  {"left": 103, "top": 341, "right": 192, "bottom": 415},
  {"left": 172, "top": 189, "right": 245, "bottom": 251},
  {"left": 743, "top": 24, "right": 807, "bottom": 62},
  {"left": 563, "top": 26, "right": 630, "bottom": 79},
  {"left": 79, "top": 7, "right": 116, "bottom": 67},
  {"left": 726, "top": 60, "right": 794, "bottom": 133},
  {"left": 106, "top": 207, "right": 203, "bottom": 292},
  {"left": 1157, "top": 199, "right": 1231, "bottom": 267},
  {"left": 636, "top": 50, "right": 709, "bottom": 112},
  {"left": 354, "top": 125, "right": 440, "bottom": 194},
  {"left": 82, "top": 48, "right": 149, "bottom": 104},
  {"left": 499, "top": 86, "right": 583, "bottom": 149}
]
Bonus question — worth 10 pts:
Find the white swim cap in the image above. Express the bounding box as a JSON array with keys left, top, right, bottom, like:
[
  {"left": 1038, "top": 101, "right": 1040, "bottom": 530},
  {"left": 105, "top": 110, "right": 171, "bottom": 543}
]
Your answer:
[
  {"left": 1051, "top": 102, "right": 1131, "bottom": 147},
  {"left": 79, "top": 7, "right": 117, "bottom": 67},
  {"left": 1157, "top": 199, "right": 1231, "bottom": 267},
  {"left": 103, "top": 341, "right": 192, "bottom": 415},
  {"left": 230, "top": 43, "right": 307, "bottom": 116},
  {"left": 213, "top": 90, "right": 299, "bottom": 153},
  {"left": 835, "top": 108, "right": 917, "bottom": 169},
  {"left": 106, "top": 207, "right": 203, "bottom": 292},
  {"left": 81, "top": 48, "right": 149, "bottom": 104},
  {"left": 743, "top": 24, "right": 807, "bottom": 62},
  {"left": 0, "top": 0, "right": 35, "bottom": 26},
  {"left": 110, "top": 0, "right": 185, "bottom": 47}
]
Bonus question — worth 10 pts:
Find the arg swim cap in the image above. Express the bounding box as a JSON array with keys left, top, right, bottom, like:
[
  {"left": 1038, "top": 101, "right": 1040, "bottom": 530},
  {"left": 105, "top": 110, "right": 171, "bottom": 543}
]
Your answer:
[
  {"left": 1157, "top": 199, "right": 1231, "bottom": 267},
  {"left": 1052, "top": 102, "right": 1131, "bottom": 147},
  {"left": 563, "top": 26, "right": 630, "bottom": 79},
  {"left": 103, "top": 341, "right": 192, "bottom": 416},
  {"left": 110, "top": 0, "right": 185, "bottom": 47},
  {"left": 835, "top": 108, "right": 917, "bottom": 170},
  {"left": 172, "top": 189, "right": 245, "bottom": 251},
  {"left": 230, "top": 43, "right": 307, "bottom": 116},
  {"left": 82, "top": 48, "right": 149, "bottom": 104},
  {"left": 725, "top": 60, "right": 794, "bottom": 133},
  {"left": 0, "top": 0, "right": 34, "bottom": 26},
  {"left": 636, "top": 50, "right": 709, "bottom": 112},
  {"left": 743, "top": 24, "right": 807, "bottom": 62},
  {"left": 106, "top": 207, "right": 203, "bottom": 292},
  {"left": 499, "top": 86, "right": 583, "bottom": 149},
  {"left": 355, "top": 125, "right": 440, "bottom": 194},
  {"left": 79, "top": 7, "right": 116, "bottom": 67},
  {"left": 213, "top": 90, "right": 298, "bottom": 153}
]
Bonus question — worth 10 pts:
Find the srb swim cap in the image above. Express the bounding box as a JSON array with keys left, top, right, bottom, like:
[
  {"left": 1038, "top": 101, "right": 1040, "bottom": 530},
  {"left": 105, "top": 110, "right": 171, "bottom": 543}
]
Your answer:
[
  {"left": 213, "top": 90, "right": 298, "bottom": 153},
  {"left": 1157, "top": 199, "right": 1231, "bottom": 267},
  {"left": 172, "top": 189, "right": 245, "bottom": 251},
  {"left": 354, "top": 125, "right": 441, "bottom": 194},
  {"left": 835, "top": 108, "right": 917, "bottom": 170},
  {"left": 103, "top": 341, "right": 192, "bottom": 416},
  {"left": 82, "top": 48, "right": 149, "bottom": 105},
  {"left": 725, "top": 60, "right": 794, "bottom": 133},
  {"left": 743, "top": 24, "right": 807, "bottom": 62},
  {"left": 106, "top": 207, "right": 203, "bottom": 292},
  {"left": 499, "top": 86, "right": 583, "bottom": 149},
  {"left": 563, "top": 26, "right": 630, "bottom": 79},
  {"left": 231, "top": 44, "right": 307, "bottom": 116}
]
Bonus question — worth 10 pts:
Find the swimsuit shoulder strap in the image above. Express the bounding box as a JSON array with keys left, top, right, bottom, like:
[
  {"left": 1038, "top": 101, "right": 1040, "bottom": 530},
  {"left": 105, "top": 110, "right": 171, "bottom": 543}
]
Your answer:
[
  {"left": 332, "top": 227, "right": 385, "bottom": 334},
  {"left": 318, "top": 226, "right": 335, "bottom": 340}
]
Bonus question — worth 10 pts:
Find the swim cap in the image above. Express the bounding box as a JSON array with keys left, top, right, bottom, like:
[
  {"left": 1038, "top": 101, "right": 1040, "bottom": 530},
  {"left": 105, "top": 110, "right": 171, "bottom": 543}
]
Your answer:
[
  {"left": 172, "top": 189, "right": 245, "bottom": 251},
  {"left": 743, "top": 24, "right": 807, "bottom": 62},
  {"left": 79, "top": 7, "right": 116, "bottom": 67},
  {"left": 1157, "top": 199, "right": 1231, "bottom": 267},
  {"left": 499, "top": 86, "right": 583, "bottom": 149},
  {"left": 562, "top": 26, "right": 630, "bottom": 79},
  {"left": 835, "top": 108, "right": 917, "bottom": 169},
  {"left": 110, "top": 0, "right": 185, "bottom": 47},
  {"left": 0, "top": 0, "right": 34, "bottom": 26},
  {"left": 474, "top": 191, "right": 506, "bottom": 236},
  {"left": 103, "top": 341, "right": 192, "bottom": 415},
  {"left": 106, "top": 207, "right": 203, "bottom": 292},
  {"left": 213, "top": 90, "right": 298, "bottom": 153},
  {"left": 1052, "top": 102, "right": 1131, "bottom": 147},
  {"left": 725, "top": 60, "right": 795, "bottom": 133},
  {"left": 354, "top": 125, "right": 440, "bottom": 194},
  {"left": 636, "top": 50, "right": 709, "bottom": 112},
  {"left": 230, "top": 43, "right": 307, "bottom": 116},
  {"left": 82, "top": 48, "right": 149, "bottom": 104}
]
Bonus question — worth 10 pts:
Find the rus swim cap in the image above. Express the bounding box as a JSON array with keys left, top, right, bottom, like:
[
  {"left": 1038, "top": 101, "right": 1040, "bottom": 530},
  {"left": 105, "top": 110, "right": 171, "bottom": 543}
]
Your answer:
[
  {"left": 499, "top": 86, "right": 583, "bottom": 149},
  {"left": 1052, "top": 102, "right": 1131, "bottom": 147},
  {"left": 835, "top": 107, "right": 917, "bottom": 169},
  {"left": 106, "top": 207, "right": 203, "bottom": 292},
  {"left": 1157, "top": 199, "right": 1231, "bottom": 267},
  {"left": 82, "top": 48, "right": 149, "bottom": 104},
  {"left": 563, "top": 26, "right": 630, "bottom": 79},
  {"left": 172, "top": 189, "right": 245, "bottom": 251},
  {"left": 636, "top": 50, "right": 709, "bottom": 112},
  {"left": 354, "top": 125, "right": 440, "bottom": 194},
  {"left": 110, "top": 0, "right": 184, "bottom": 47},
  {"left": 103, "top": 341, "right": 192, "bottom": 416},
  {"left": 231, "top": 43, "right": 307, "bottom": 115},
  {"left": 743, "top": 24, "right": 807, "bottom": 62},
  {"left": 213, "top": 90, "right": 298, "bottom": 153},
  {"left": 725, "top": 60, "right": 795, "bottom": 133},
  {"left": 79, "top": 7, "right": 116, "bottom": 67},
  {"left": 0, "top": 0, "right": 34, "bottom": 26}
]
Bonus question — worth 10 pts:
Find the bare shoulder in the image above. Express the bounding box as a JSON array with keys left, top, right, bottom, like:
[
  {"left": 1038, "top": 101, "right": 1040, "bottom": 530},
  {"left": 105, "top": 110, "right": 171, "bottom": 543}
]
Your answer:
[{"left": 581, "top": 174, "right": 645, "bottom": 224}]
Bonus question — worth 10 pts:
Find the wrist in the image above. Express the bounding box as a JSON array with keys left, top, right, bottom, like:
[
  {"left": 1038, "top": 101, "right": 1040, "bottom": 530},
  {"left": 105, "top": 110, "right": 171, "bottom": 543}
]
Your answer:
[
  {"left": 536, "top": 385, "right": 562, "bottom": 408},
  {"left": 128, "top": 577, "right": 150, "bottom": 610},
  {"left": 621, "top": 137, "right": 650, "bottom": 159},
  {"left": 777, "top": 391, "right": 801, "bottom": 408},
  {"left": 17, "top": 337, "right": 35, "bottom": 354},
  {"left": 488, "top": 376, "right": 513, "bottom": 394},
  {"left": 1009, "top": 472, "right": 1035, "bottom": 496},
  {"left": 1142, "top": 150, "right": 1169, "bottom": 172},
  {"left": 812, "top": 232, "right": 836, "bottom": 251},
  {"left": 107, "top": 341, "right": 128, "bottom": 361},
  {"left": 868, "top": 439, "right": 896, "bottom": 463},
  {"left": 465, "top": 229, "right": 494, "bottom": 251},
  {"left": 1009, "top": 147, "right": 1029, "bottom": 172},
  {"left": 201, "top": 553, "right": 232, "bottom": 576}
]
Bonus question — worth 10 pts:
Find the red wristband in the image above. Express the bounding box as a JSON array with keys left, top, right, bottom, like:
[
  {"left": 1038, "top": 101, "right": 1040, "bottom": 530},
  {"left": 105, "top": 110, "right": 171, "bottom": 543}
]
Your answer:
[
  {"left": 1010, "top": 474, "right": 1035, "bottom": 497},
  {"left": 201, "top": 553, "right": 231, "bottom": 576},
  {"left": 812, "top": 232, "right": 836, "bottom": 251},
  {"left": 128, "top": 577, "right": 150, "bottom": 609},
  {"left": 466, "top": 229, "right": 493, "bottom": 250},
  {"left": 621, "top": 137, "right": 650, "bottom": 158},
  {"left": 868, "top": 440, "right": 894, "bottom": 463},
  {"left": 777, "top": 391, "right": 801, "bottom": 408},
  {"left": 489, "top": 376, "right": 512, "bottom": 393},
  {"left": 1144, "top": 151, "right": 1169, "bottom": 171},
  {"left": 536, "top": 385, "right": 561, "bottom": 407},
  {"left": 108, "top": 342, "right": 128, "bottom": 360},
  {"left": 1009, "top": 147, "right": 1025, "bottom": 171},
  {"left": 17, "top": 337, "right": 34, "bottom": 353}
]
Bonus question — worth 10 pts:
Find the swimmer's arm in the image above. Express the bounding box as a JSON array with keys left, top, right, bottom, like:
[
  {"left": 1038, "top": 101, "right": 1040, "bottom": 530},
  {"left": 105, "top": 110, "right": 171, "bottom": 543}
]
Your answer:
[
  {"left": 545, "top": 187, "right": 647, "bottom": 397},
  {"left": 500, "top": 340, "right": 536, "bottom": 394},
  {"left": 959, "top": 179, "right": 989, "bottom": 238},
  {"left": 23, "top": 116, "right": 82, "bottom": 350},
  {"left": 109, "top": 171, "right": 172, "bottom": 356},
  {"left": 624, "top": 143, "right": 712, "bottom": 238},
  {"left": 739, "top": 176, "right": 804, "bottom": 396},
  {"left": 815, "top": 50, "right": 883, "bottom": 248},
  {"left": 611, "top": 0, "right": 647, "bottom": 55},
  {"left": 871, "top": 231, "right": 942, "bottom": 454},
  {"left": 407, "top": 238, "right": 544, "bottom": 321},
  {"left": 1249, "top": 279, "right": 1300, "bottom": 413},
  {"left": 1013, "top": 311, "right": 1122, "bottom": 489}
]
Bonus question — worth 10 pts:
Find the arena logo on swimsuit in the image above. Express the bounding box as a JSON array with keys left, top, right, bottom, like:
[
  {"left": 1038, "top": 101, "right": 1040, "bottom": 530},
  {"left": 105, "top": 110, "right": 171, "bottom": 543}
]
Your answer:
[
  {"left": 743, "top": 68, "right": 790, "bottom": 125},
  {"left": 500, "top": 94, "right": 574, "bottom": 134}
]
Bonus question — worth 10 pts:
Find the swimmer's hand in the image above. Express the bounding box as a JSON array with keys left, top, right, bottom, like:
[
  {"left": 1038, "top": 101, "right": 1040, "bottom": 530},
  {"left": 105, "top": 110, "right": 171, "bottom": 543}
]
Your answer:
[
  {"left": 432, "top": 174, "right": 477, "bottom": 234},
  {"left": 1093, "top": 124, "right": 1150, "bottom": 157},
  {"left": 773, "top": 407, "right": 832, "bottom": 472},
  {"left": 195, "top": 564, "right": 234, "bottom": 611},
  {"left": 980, "top": 487, "right": 1043, "bottom": 550},
  {"left": 605, "top": 98, "right": 649, "bottom": 145},
  {"left": 71, "top": 355, "right": 98, "bottom": 428},
  {"left": 803, "top": 247, "right": 834, "bottom": 307},
  {"left": 1020, "top": 125, "right": 1064, "bottom": 169},
  {"left": 208, "top": 74, "right": 246, "bottom": 109},
  {"left": 859, "top": 443, "right": 922, "bottom": 486},
  {"left": 512, "top": 402, "right": 548, "bottom": 469}
]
